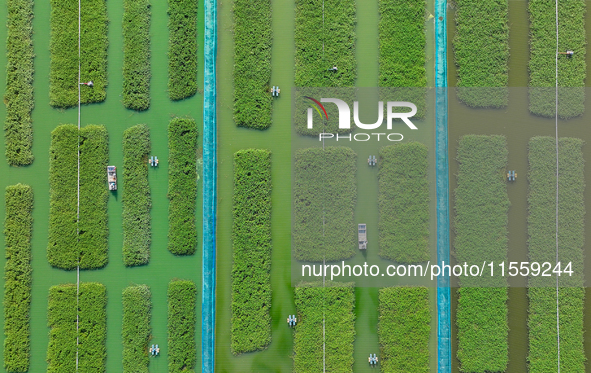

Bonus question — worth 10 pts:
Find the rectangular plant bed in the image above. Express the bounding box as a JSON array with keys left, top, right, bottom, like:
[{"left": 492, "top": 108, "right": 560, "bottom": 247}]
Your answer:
[
  {"left": 454, "top": 135, "right": 509, "bottom": 372},
  {"left": 231, "top": 149, "right": 272, "bottom": 354},
  {"left": 378, "top": 142, "right": 429, "bottom": 263},
  {"left": 293, "top": 283, "right": 355, "bottom": 372},
  {"left": 293, "top": 147, "right": 357, "bottom": 262}
]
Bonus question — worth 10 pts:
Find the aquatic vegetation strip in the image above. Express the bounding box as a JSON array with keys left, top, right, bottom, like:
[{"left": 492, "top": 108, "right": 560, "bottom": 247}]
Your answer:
[
  {"left": 378, "top": 143, "right": 429, "bottom": 263},
  {"left": 122, "top": 285, "right": 151, "bottom": 373},
  {"left": 293, "top": 283, "right": 355, "bottom": 372},
  {"left": 48, "top": 125, "right": 108, "bottom": 269},
  {"left": 5, "top": 0, "right": 34, "bottom": 166},
  {"left": 294, "top": 0, "right": 356, "bottom": 87},
  {"left": 78, "top": 125, "right": 109, "bottom": 269},
  {"left": 527, "top": 137, "right": 584, "bottom": 287},
  {"left": 456, "top": 287, "right": 508, "bottom": 372},
  {"left": 168, "top": 118, "right": 198, "bottom": 255},
  {"left": 122, "top": 124, "right": 152, "bottom": 266},
  {"left": 293, "top": 147, "right": 357, "bottom": 262},
  {"left": 454, "top": 135, "right": 509, "bottom": 372},
  {"left": 3, "top": 184, "right": 33, "bottom": 372},
  {"left": 168, "top": 280, "right": 197, "bottom": 373},
  {"left": 378, "top": 0, "right": 426, "bottom": 87},
  {"left": 231, "top": 149, "right": 272, "bottom": 354},
  {"left": 123, "top": 0, "right": 151, "bottom": 110},
  {"left": 49, "top": 0, "right": 108, "bottom": 107},
  {"left": 47, "top": 283, "right": 106, "bottom": 373},
  {"left": 168, "top": 0, "right": 198, "bottom": 100},
  {"left": 378, "top": 0, "right": 427, "bottom": 116},
  {"left": 529, "top": 0, "right": 586, "bottom": 118},
  {"left": 48, "top": 125, "right": 79, "bottom": 269},
  {"left": 527, "top": 137, "right": 585, "bottom": 372},
  {"left": 453, "top": 0, "right": 509, "bottom": 107},
  {"left": 378, "top": 287, "right": 430, "bottom": 372},
  {"left": 233, "top": 0, "right": 272, "bottom": 129}
]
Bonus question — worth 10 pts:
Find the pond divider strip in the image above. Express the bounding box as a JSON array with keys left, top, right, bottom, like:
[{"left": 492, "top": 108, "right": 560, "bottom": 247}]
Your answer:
[
  {"left": 202, "top": 0, "right": 217, "bottom": 370},
  {"left": 435, "top": 0, "right": 450, "bottom": 372}
]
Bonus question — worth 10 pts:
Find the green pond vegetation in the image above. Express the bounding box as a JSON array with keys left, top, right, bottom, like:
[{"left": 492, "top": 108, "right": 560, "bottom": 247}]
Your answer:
[
  {"left": 48, "top": 125, "right": 78, "bottom": 269},
  {"left": 378, "top": 143, "right": 429, "bottom": 263},
  {"left": 527, "top": 137, "right": 585, "bottom": 372},
  {"left": 378, "top": 287, "right": 430, "bottom": 372},
  {"left": 48, "top": 125, "right": 109, "bottom": 270},
  {"left": 122, "top": 124, "right": 152, "bottom": 266},
  {"left": 293, "top": 147, "right": 357, "bottom": 262},
  {"left": 231, "top": 149, "right": 272, "bottom": 354},
  {"left": 49, "top": 0, "right": 108, "bottom": 107},
  {"left": 293, "top": 282, "right": 355, "bottom": 372},
  {"left": 233, "top": 0, "right": 272, "bottom": 130},
  {"left": 378, "top": 0, "right": 426, "bottom": 88},
  {"left": 4, "top": 0, "right": 34, "bottom": 166},
  {"left": 168, "top": 0, "right": 198, "bottom": 101},
  {"left": 292, "top": 0, "right": 357, "bottom": 135},
  {"left": 454, "top": 135, "right": 509, "bottom": 372},
  {"left": 3, "top": 184, "right": 33, "bottom": 372},
  {"left": 47, "top": 283, "right": 106, "bottom": 373},
  {"left": 529, "top": 0, "right": 586, "bottom": 118},
  {"left": 378, "top": 0, "right": 427, "bottom": 117},
  {"left": 168, "top": 118, "right": 198, "bottom": 255},
  {"left": 122, "top": 285, "right": 152, "bottom": 373},
  {"left": 123, "top": 0, "right": 151, "bottom": 110},
  {"left": 78, "top": 125, "right": 109, "bottom": 268},
  {"left": 453, "top": 0, "right": 509, "bottom": 107},
  {"left": 167, "top": 280, "right": 197, "bottom": 373},
  {"left": 294, "top": 0, "right": 356, "bottom": 87}
]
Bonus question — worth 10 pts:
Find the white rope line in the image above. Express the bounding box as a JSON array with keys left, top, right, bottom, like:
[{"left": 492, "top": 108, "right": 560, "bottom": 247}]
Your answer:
[
  {"left": 76, "top": 0, "right": 81, "bottom": 370},
  {"left": 554, "top": 0, "right": 561, "bottom": 370},
  {"left": 321, "top": 2, "right": 326, "bottom": 372}
]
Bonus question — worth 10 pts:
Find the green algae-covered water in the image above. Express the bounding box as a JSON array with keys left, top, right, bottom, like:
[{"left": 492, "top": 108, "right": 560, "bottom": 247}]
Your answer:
[
  {"left": 447, "top": 2, "right": 591, "bottom": 372},
  {"left": 0, "top": 0, "right": 205, "bottom": 371},
  {"left": 216, "top": 0, "right": 438, "bottom": 371}
]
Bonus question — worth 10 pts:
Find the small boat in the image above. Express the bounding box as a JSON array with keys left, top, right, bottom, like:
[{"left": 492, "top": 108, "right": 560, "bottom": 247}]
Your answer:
[{"left": 107, "top": 166, "right": 117, "bottom": 190}]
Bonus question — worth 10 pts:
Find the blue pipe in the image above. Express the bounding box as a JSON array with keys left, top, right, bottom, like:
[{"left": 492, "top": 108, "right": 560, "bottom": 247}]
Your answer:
[
  {"left": 435, "top": 0, "right": 451, "bottom": 372},
  {"left": 202, "top": 0, "right": 217, "bottom": 370}
]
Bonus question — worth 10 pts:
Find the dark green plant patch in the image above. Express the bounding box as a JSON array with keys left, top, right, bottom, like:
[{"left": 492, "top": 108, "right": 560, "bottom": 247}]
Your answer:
[
  {"left": 295, "top": 0, "right": 356, "bottom": 87},
  {"left": 47, "top": 283, "right": 106, "bottom": 373},
  {"left": 168, "top": 118, "right": 198, "bottom": 255},
  {"left": 3, "top": 184, "right": 33, "bottom": 372},
  {"left": 168, "top": 280, "right": 196, "bottom": 373},
  {"left": 454, "top": 135, "right": 509, "bottom": 372},
  {"left": 49, "top": 0, "right": 108, "bottom": 107},
  {"left": 48, "top": 125, "right": 79, "bottom": 269},
  {"left": 293, "top": 147, "right": 357, "bottom": 262},
  {"left": 378, "top": 287, "right": 430, "bottom": 372},
  {"left": 293, "top": 282, "right": 355, "bottom": 372},
  {"left": 48, "top": 124, "right": 108, "bottom": 270},
  {"left": 453, "top": 0, "right": 509, "bottom": 107},
  {"left": 123, "top": 124, "right": 151, "bottom": 266},
  {"left": 378, "top": 142, "right": 429, "bottom": 263},
  {"left": 231, "top": 149, "right": 272, "bottom": 354},
  {"left": 233, "top": 0, "right": 272, "bottom": 129},
  {"left": 5, "top": 0, "right": 34, "bottom": 166},
  {"left": 527, "top": 137, "right": 585, "bottom": 372},
  {"left": 122, "top": 285, "right": 151, "bottom": 373},
  {"left": 168, "top": 0, "right": 198, "bottom": 100},
  {"left": 123, "top": 0, "right": 151, "bottom": 110},
  {"left": 529, "top": 0, "right": 586, "bottom": 118}
]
